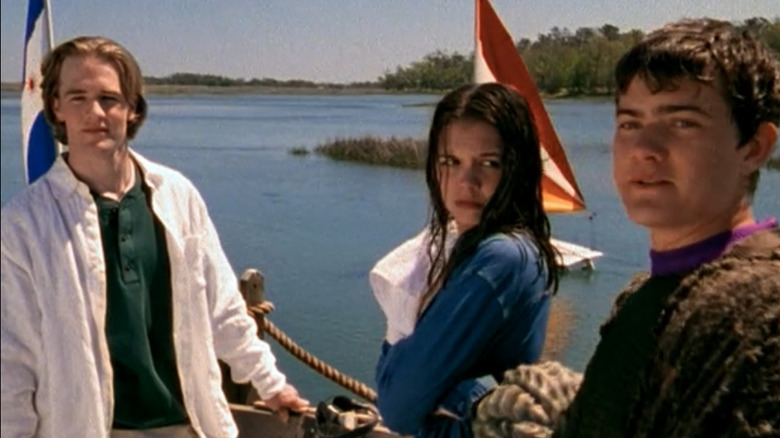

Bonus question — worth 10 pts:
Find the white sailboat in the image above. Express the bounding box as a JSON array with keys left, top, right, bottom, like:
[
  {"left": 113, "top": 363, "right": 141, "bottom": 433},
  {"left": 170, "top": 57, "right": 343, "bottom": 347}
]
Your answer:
[{"left": 475, "top": 0, "right": 603, "bottom": 270}]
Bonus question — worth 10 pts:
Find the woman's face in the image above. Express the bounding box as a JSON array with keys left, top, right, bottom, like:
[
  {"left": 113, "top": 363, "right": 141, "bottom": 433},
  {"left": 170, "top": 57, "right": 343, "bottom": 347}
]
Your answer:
[{"left": 436, "top": 119, "right": 503, "bottom": 232}]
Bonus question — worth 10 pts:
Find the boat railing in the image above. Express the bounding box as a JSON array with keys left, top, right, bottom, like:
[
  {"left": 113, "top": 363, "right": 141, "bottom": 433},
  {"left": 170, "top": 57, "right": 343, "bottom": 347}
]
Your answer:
[{"left": 223, "top": 268, "right": 396, "bottom": 438}]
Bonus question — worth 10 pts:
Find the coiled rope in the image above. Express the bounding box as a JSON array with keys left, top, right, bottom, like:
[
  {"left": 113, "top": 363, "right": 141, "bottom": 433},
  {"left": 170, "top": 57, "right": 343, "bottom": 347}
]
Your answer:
[{"left": 249, "top": 301, "right": 378, "bottom": 403}]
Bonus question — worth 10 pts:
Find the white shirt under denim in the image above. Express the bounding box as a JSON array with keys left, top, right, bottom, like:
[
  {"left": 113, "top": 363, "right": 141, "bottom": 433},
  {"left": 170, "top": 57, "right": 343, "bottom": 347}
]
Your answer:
[{"left": 1, "top": 151, "right": 286, "bottom": 438}]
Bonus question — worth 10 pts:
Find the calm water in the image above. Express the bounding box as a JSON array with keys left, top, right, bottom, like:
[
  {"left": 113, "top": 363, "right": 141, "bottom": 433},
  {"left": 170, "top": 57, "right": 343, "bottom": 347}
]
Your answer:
[{"left": 1, "top": 94, "right": 778, "bottom": 404}]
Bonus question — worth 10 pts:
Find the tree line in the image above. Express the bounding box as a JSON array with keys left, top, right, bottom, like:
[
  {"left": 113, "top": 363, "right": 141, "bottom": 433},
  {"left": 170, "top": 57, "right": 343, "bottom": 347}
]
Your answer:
[
  {"left": 137, "top": 18, "right": 779, "bottom": 96},
  {"left": 378, "top": 17, "right": 780, "bottom": 95},
  {"left": 143, "top": 73, "right": 376, "bottom": 89}
]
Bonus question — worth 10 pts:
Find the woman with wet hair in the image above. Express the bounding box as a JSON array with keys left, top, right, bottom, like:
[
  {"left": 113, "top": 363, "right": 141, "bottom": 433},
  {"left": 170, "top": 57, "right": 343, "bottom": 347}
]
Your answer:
[{"left": 372, "top": 82, "right": 559, "bottom": 437}]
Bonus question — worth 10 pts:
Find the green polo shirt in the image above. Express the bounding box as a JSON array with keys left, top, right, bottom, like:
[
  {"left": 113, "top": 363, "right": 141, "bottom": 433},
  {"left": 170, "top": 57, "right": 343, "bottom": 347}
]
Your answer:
[{"left": 93, "top": 168, "right": 188, "bottom": 429}]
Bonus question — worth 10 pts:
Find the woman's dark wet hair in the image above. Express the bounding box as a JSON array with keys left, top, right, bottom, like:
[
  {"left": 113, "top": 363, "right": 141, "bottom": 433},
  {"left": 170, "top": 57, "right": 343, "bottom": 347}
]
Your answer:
[{"left": 420, "top": 82, "right": 559, "bottom": 312}]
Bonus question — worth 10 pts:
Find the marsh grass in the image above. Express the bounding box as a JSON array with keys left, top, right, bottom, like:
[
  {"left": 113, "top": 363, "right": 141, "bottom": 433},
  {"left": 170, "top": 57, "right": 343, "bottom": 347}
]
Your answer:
[
  {"left": 314, "top": 136, "right": 427, "bottom": 169},
  {"left": 288, "top": 146, "right": 310, "bottom": 156},
  {"left": 767, "top": 155, "right": 780, "bottom": 172}
]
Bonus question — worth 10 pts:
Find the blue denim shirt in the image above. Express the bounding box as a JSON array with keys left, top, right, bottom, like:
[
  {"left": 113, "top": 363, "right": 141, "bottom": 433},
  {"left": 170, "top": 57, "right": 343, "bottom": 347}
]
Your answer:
[{"left": 375, "top": 233, "right": 551, "bottom": 437}]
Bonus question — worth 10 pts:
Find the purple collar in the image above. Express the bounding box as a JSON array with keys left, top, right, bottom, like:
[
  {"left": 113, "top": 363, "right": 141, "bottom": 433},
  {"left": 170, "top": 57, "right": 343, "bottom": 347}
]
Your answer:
[{"left": 650, "top": 217, "right": 778, "bottom": 276}]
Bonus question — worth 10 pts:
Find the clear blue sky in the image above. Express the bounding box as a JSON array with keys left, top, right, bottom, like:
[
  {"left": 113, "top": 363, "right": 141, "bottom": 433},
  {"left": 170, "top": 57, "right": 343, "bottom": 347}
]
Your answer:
[{"left": 2, "top": 0, "right": 778, "bottom": 83}]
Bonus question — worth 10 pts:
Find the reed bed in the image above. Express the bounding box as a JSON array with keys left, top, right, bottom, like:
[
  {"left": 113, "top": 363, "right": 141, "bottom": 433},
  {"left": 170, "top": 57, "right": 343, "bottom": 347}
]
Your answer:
[
  {"left": 288, "top": 146, "right": 310, "bottom": 156},
  {"left": 313, "top": 136, "right": 427, "bottom": 169},
  {"left": 767, "top": 155, "right": 780, "bottom": 171}
]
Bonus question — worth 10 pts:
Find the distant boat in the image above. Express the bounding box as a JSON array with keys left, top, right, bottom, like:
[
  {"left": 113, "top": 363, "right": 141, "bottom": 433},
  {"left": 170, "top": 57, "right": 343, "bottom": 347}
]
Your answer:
[
  {"left": 474, "top": 0, "right": 603, "bottom": 270},
  {"left": 551, "top": 237, "right": 603, "bottom": 271}
]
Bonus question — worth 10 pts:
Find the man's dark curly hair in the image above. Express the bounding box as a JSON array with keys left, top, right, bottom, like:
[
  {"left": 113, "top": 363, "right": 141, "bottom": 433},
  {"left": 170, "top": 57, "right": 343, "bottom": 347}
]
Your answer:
[{"left": 614, "top": 18, "right": 780, "bottom": 197}]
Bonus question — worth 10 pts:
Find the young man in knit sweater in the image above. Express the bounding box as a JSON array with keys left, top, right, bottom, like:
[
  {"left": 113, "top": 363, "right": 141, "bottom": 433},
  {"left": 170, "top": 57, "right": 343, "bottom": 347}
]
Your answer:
[{"left": 473, "top": 17, "right": 779, "bottom": 438}]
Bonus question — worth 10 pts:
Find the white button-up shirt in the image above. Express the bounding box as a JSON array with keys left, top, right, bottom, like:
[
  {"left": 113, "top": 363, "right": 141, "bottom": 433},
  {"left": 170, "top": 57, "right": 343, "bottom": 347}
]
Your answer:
[{"left": 1, "top": 151, "right": 286, "bottom": 438}]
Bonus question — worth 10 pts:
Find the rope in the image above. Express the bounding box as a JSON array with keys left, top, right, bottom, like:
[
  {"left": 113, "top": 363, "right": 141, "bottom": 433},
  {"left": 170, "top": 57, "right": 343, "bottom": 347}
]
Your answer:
[
  {"left": 472, "top": 361, "right": 583, "bottom": 438},
  {"left": 248, "top": 302, "right": 378, "bottom": 403}
]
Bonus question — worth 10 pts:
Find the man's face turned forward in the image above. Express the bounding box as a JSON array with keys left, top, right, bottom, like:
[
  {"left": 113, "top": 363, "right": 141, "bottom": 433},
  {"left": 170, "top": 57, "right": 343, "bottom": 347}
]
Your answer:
[{"left": 612, "top": 76, "right": 752, "bottom": 248}]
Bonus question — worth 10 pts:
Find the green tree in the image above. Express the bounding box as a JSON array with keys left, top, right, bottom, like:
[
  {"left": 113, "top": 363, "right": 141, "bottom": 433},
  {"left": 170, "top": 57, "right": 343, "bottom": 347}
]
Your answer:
[
  {"left": 379, "top": 18, "right": 777, "bottom": 95},
  {"left": 379, "top": 50, "right": 472, "bottom": 91}
]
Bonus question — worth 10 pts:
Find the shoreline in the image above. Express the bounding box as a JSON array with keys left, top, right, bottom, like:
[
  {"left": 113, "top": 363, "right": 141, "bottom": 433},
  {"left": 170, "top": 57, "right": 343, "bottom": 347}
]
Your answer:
[
  {"left": 1, "top": 82, "right": 612, "bottom": 100},
  {"left": 0, "top": 82, "right": 440, "bottom": 97},
  {"left": 140, "top": 84, "right": 438, "bottom": 96}
]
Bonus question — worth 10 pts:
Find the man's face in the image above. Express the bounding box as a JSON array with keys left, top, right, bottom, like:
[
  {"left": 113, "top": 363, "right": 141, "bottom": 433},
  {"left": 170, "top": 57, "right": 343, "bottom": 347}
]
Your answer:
[
  {"left": 53, "top": 55, "right": 135, "bottom": 157},
  {"left": 612, "top": 76, "right": 751, "bottom": 248}
]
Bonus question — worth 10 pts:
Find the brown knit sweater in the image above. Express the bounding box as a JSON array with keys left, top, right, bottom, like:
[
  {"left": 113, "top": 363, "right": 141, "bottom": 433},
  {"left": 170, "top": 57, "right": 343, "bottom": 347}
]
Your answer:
[
  {"left": 473, "top": 228, "right": 780, "bottom": 438},
  {"left": 626, "top": 227, "right": 780, "bottom": 437}
]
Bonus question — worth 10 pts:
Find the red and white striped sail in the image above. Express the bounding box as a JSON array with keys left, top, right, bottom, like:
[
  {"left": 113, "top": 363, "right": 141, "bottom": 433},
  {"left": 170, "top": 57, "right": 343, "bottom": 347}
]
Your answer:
[{"left": 475, "top": 0, "right": 586, "bottom": 213}]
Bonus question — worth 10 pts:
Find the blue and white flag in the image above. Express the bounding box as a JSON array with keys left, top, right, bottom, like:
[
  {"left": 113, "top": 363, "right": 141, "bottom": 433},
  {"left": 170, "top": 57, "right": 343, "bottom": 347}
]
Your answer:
[{"left": 22, "top": 0, "right": 57, "bottom": 184}]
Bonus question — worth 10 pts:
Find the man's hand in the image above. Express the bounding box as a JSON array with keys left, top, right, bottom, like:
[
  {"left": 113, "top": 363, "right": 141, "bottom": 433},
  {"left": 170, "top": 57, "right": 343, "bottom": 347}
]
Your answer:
[{"left": 262, "top": 384, "right": 310, "bottom": 422}]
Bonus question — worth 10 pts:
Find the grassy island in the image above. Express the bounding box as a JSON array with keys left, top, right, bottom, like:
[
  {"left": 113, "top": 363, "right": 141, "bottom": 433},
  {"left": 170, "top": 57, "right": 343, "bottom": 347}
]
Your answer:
[{"left": 310, "top": 136, "right": 427, "bottom": 169}]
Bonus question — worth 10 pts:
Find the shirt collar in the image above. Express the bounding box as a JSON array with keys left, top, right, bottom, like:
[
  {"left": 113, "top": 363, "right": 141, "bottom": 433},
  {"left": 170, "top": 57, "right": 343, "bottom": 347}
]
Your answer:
[{"left": 650, "top": 217, "right": 778, "bottom": 276}]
